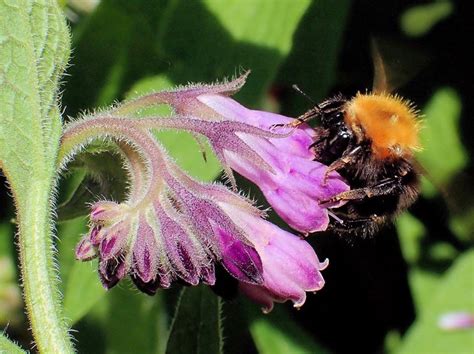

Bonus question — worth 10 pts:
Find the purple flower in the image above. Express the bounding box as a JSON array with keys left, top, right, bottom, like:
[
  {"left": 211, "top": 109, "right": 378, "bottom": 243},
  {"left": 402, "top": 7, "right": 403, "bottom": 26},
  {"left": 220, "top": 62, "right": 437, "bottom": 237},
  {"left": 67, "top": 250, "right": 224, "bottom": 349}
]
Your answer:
[
  {"left": 198, "top": 94, "right": 349, "bottom": 233},
  {"left": 220, "top": 203, "right": 328, "bottom": 312},
  {"left": 73, "top": 129, "right": 328, "bottom": 309},
  {"left": 68, "top": 72, "right": 348, "bottom": 311},
  {"left": 135, "top": 73, "right": 349, "bottom": 234}
]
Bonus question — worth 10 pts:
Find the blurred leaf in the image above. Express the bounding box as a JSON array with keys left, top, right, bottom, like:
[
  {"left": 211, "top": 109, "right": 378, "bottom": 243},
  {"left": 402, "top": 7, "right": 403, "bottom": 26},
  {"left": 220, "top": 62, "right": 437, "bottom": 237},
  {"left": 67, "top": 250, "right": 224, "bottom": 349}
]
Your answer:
[
  {"left": 248, "top": 305, "right": 329, "bottom": 354},
  {"left": 65, "top": 0, "right": 310, "bottom": 113},
  {"left": 408, "top": 268, "right": 442, "bottom": 315},
  {"left": 63, "top": 259, "right": 106, "bottom": 325},
  {"left": 166, "top": 286, "right": 223, "bottom": 354},
  {"left": 396, "top": 213, "right": 460, "bottom": 315},
  {"left": 63, "top": 0, "right": 167, "bottom": 116},
  {"left": 0, "top": 223, "right": 13, "bottom": 257},
  {"left": 396, "top": 212, "right": 426, "bottom": 264},
  {"left": 159, "top": 0, "right": 311, "bottom": 107},
  {"left": 105, "top": 286, "right": 167, "bottom": 354},
  {"left": 0, "top": 256, "right": 22, "bottom": 327},
  {"left": 277, "top": 0, "right": 352, "bottom": 113},
  {"left": 57, "top": 149, "right": 129, "bottom": 220},
  {"left": 156, "top": 130, "right": 223, "bottom": 182},
  {"left": 57, "top": 217, "right": 88, "bottom": 285},
  {"left": 417, "top": 87, "right": 466, "bottom": 196},
  {"left": 400, "top": 1, "right": 453, "bottom": 37},
  {"left": 398, "top": 251, "right": 474, "bottom": 354}
]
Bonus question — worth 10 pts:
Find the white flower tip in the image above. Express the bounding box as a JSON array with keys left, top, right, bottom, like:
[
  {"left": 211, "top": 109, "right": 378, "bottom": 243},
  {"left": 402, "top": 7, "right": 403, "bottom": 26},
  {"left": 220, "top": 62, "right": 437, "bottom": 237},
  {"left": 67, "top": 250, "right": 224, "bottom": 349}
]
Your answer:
[
  {"left": 292, "top": 294, "right": 307, "bottom": 310},
  {"left": 319, "top": 258, "right": 329, "bottom": 270}
]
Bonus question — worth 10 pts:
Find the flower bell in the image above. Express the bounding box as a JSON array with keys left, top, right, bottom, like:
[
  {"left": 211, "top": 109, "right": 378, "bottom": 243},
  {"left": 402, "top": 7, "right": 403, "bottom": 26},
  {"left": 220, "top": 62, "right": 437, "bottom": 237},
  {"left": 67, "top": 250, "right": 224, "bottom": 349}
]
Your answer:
[{"left": 67, "top": 72, "right": 349, "bottom": 311}]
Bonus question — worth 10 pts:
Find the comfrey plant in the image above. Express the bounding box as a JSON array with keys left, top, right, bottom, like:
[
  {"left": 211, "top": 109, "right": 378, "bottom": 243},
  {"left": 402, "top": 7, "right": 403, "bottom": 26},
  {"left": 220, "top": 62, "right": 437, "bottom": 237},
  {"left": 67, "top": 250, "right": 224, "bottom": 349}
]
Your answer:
[
  {"left": 0, "top": 3, "right": 352, "bottom": 352},
  {"left": 61, "top": 72, "right": 349, "bottom": 313}
]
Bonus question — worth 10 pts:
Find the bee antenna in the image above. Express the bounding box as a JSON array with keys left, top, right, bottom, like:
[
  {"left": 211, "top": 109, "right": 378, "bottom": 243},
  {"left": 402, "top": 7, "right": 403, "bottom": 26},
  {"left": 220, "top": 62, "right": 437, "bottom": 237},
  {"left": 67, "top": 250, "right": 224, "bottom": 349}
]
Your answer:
[
  {"left": 292, "top": 84, "right": 323, "bottom": 112},
  {"left": 292, "top": 84, "right": 315, "bottom": 103}
]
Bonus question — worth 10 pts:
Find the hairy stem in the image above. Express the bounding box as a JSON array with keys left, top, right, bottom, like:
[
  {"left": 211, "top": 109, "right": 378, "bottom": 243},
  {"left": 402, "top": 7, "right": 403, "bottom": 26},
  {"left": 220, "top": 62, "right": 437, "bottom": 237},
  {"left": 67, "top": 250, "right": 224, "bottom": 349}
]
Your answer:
[{"left": 17, "top": 176, "right": 74, "bottom": 353}]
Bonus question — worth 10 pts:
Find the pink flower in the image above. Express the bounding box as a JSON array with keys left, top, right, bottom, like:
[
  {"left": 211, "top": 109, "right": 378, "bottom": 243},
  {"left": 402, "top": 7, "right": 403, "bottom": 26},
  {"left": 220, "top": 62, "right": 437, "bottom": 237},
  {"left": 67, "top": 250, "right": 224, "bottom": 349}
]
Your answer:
[
  {"left": 221, "top": 203, "right": 328, "bottom": 312},
  {"left": 137, "top": 72, "right": 349, "bottom": 234},
  {"left": 68, "top": 72, "right": 347, "bottom": 311}
]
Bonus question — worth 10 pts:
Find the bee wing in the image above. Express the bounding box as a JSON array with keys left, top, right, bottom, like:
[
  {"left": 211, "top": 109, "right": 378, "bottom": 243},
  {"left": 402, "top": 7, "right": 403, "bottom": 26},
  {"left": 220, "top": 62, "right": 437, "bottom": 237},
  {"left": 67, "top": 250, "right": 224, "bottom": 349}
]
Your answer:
[{"left": 371, "top": 37, "right": 429, "bottom": 94}]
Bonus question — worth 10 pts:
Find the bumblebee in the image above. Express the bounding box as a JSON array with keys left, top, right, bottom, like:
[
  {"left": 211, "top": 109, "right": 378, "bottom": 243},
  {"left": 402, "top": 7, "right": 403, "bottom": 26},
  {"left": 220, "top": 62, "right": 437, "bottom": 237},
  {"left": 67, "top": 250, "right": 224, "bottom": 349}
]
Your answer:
[
  {"left": 283, "top": 41, "right": 424, "bottom": 237},
  {"left": 300, "top": 91, "right": 422, "bottom": 237}
]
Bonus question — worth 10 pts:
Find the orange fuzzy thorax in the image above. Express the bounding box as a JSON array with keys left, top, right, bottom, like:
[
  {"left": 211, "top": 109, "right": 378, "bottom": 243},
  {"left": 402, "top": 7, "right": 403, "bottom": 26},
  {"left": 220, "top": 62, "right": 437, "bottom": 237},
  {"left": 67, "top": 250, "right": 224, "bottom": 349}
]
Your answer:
[{"left": 344, "top": 93, "right": 421, "bottom": 159}]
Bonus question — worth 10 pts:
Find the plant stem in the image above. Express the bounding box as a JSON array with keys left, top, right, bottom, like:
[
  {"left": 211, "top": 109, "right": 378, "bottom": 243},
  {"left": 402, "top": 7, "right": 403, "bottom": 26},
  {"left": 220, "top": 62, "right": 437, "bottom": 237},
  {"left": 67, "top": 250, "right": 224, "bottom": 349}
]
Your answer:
[{"left": 17, "top": 175, "right": 74, "bottom": 353}]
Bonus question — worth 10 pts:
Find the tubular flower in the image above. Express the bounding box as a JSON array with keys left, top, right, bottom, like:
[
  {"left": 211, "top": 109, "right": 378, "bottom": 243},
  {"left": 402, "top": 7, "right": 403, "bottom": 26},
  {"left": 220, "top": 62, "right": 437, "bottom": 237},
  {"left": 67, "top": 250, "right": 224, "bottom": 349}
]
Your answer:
[
  {"left": 131, "top": 72, "right": 350, "bottom": 234},
  {"left": 64, "top": 72, "right": 349, "bottom": 311},
  {"left": 221, "top": 203, "right": 328, "bottom": 313},
  {"left": 75, "top": 133, "right": 265, "bottom": 295}
]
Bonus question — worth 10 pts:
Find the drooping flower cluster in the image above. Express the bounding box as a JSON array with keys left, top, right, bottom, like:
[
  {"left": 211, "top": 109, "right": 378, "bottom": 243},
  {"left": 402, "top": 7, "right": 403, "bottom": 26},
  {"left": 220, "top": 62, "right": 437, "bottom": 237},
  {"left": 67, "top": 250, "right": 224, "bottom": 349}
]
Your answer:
[{"left": 63, "top": 72, "right": 349, "bottom": 311}]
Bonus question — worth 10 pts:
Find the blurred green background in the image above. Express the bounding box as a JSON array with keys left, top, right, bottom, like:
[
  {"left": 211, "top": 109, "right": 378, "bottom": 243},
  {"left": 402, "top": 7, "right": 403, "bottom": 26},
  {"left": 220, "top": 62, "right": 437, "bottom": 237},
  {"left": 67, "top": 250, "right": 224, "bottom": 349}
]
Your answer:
[{"left": 1, "top": 0, "right": 473, "bottom": 353}]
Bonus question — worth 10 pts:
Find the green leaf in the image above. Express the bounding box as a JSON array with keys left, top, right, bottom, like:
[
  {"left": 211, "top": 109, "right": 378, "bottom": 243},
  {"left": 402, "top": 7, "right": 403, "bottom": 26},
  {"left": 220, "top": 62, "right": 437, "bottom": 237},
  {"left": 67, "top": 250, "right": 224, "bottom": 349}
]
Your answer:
[
  {"left": 63, "top": 259, "right": 106, "bottom": 325},
  {"left": 417, "top": 87, "right": 466, "bottom": 196},
  {"left": 166, "top": 286, "right": 223, "bottom": 354},
  {"left": 396, "top": 212, "right": 426, "bottom": 264},
  {"left": 57, "top": 149, "right": 129, "bottom": 220},
  {"left": 0, "top": 0, "right": 73, "bottom": 351},
  {"left": 398, "top": 251, "right": 474, "bottom": 354},
  {"left": 277, "top": 0, "right": 352, "bottom": 108},
  {"left": 0, "top": 332, "right": 26, "bottom": 354},
  {"left": 65, "top": 0, "right": 311, "bottom": 114},
  {"left": 400, "top": 1, "right": 454, "bottom": 37},
  {"left": 148, "top": 0, "right": 312, "bottom": 107},
  {"left": 105, "top": 287, "right": 168, "bottom": 354},
  {"left": 0, "top": 0, "right": 69, "bottom": 190},
  {"left": 63, "top": 0, "right": 170, "bottom": 116},
  {"left": 248, "top": 305, "right": 329, "bottom": 354}
]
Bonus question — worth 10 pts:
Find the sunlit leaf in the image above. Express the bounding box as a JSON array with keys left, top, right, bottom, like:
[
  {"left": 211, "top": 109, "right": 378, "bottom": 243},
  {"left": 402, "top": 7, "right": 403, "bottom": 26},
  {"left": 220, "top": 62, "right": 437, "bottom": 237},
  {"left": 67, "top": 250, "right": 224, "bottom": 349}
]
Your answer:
[
  {"left": 249, "top": 306, "right": 329, "bottom": 354},
  {"left": 398, "top": 251, "right": 474, "bottom": 354},
  {"left": 417, "top": 87, "right": 466, "bottom": 196}
]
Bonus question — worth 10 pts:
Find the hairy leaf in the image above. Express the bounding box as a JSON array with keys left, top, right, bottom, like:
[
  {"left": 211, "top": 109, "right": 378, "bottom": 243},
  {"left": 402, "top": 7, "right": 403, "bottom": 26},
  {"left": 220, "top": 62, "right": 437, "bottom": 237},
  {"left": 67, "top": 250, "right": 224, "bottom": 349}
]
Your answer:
[
  {"left": 0, "top": 332, "right": 26, "bottom": 354},
  {"left": 0, "top": 0, "right": 72, "bottom": 351}
]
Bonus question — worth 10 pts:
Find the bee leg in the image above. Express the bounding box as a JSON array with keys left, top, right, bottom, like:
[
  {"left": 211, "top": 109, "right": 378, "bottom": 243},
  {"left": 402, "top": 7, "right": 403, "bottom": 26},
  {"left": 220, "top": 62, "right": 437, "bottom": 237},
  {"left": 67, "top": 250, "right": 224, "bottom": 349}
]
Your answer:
[
  {"left": 320, "top": 177, "right": 401, "bottom": 204},
  {"left": 271, "top": 107, "right": 321, "bottom": 129},
  {"left": 328, "top": 213, "right": 386, "bottom": 237},
  {"left": 323, "top": 147, "right": 362, "bottom": 184},
  {"left": 329, "top": 214, "right": 381, "bottom": 226}
]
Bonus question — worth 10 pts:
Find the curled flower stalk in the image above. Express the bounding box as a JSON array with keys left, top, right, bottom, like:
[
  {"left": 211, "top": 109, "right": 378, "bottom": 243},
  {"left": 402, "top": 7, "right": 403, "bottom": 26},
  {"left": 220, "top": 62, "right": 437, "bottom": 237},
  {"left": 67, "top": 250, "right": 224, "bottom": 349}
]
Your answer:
[{"left": 60, "top": 73, "right": 349, "bottom": 311}]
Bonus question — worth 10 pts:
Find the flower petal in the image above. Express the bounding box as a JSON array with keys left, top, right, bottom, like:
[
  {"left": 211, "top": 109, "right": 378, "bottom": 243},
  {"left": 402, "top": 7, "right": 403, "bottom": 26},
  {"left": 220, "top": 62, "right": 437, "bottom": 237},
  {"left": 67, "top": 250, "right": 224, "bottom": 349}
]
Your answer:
[
  {"left": 213, "top": 225, "right": 263, "bottom": 284},
  {"left": 222, "top": 205, "right": 327, "bottom": 311}
]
